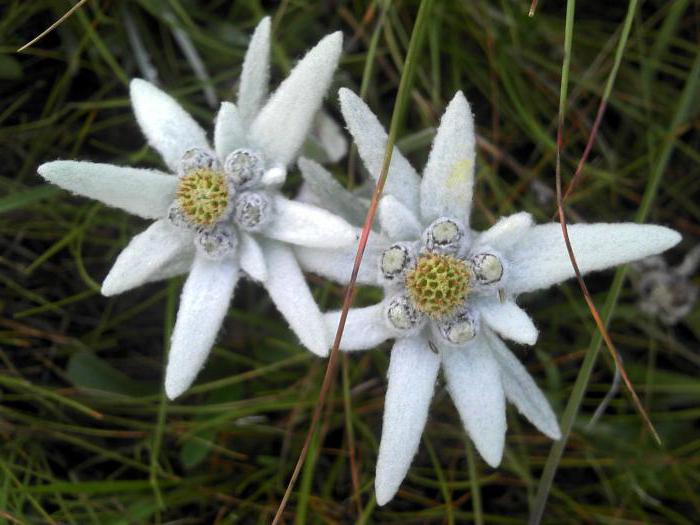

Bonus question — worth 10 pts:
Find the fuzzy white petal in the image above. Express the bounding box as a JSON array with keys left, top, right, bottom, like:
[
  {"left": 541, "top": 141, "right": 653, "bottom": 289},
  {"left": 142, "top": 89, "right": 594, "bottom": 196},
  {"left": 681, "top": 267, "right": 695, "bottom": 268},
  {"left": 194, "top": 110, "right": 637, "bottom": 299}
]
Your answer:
[
  {"left": 237, "top": 17, "right": 271, "bottom": 126},
  {"left": 261, "top": 166, "right": 286, "bottom": 188},
  {"left": 239, "top": 232, "right": 267, "bottom": 282},
  {"left": 264, "top": 195, "right": 357, "bottom": 248},
  {"left": 339, "top": 88, "right": 420, "bottom": 211},
  {"left": 250, "top": 32, "right": 342, "bottom": 166},
  {"left": 298, "top": 157, "right": 368, "bottom": 225},
  {"left": 485, "top": 330, "right": 561, "bottom": 439},
  {"left": 102, "top": 220, "right": 194, "bottom": 296},
  {"left": 214, "top": 102, "right": 246, "bottom": 160},
  {"left": 294, "top": 231, "right": 386, "bottom": 286},
  {"left": 508, "top": 223, "right": 682, "bottom": 295},
  {"left": 311, "top": 111, "right": 348, "bottom": 163},
  {"left": 420, "top": 91, "right": 475, "bottom": 226},
  {"left": 476, "top": 212, "right": 534, "bottom": 252},
  {"left": 441, "top": 338, "right": 506, "bottom": 467},
  {"left": 38, "top": 161, "right": 175, "bottom": 219},
  {"left": 479, "top": 298, "right": 539, "bottom": 345},
  {"left": 375, "top": 336, "right": 440, "bottom": 506},
  {"left": 130, "top": 79, "right": 210, "bottom": 172},
  {"left": 165, "top": 254, "right": 240, "bottom": 399},
  {"left": 145, "top": 252, "right": 195, "bottom": 283},
  {"left": 379, "top": 195, "right": 422, "bottom": 241},
  {"left": 325, "top": 302, "right": 394, "bottom": 351},
  {"left": 262, "top": 240, "right": 328, "bottom": 356}
]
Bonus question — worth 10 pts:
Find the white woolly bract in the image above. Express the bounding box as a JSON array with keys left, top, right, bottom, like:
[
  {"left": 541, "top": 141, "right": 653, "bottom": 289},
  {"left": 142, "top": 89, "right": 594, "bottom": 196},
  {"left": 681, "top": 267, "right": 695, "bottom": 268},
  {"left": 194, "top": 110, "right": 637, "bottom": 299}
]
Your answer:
[
  {"left": 507, "top": 222, "right": 682, "bottom": 294},
  {"left": 130, "top": 78, "right": 210, "bottom": 173},
  {"left": 475, "top": 212, "right": 534, "bottom": 252},
  {"left": 102, "top": 219, "right": 194, "bottom": 296},
  {"left": 375, "top": 336, "right": 440, "bottom": 506},
  {"left": 214, "top": 102, "right": 246, "bottom": 160},
  {"left": 237, "top": 17, "right": 271, "bottom": 126},
  {"left": 325, "top": 301, "right": 395, "bottom": 351},
  {"left": 263, "top": 194, "right": 357, "bottom": 249},
  {"left": 261, "top": 240, "right": 329, "bottom": 356},
  {"left": 38, "top": 161, "right": 176, "bottom": 220},
  {"left": 165, "top": 255, "right": 240, "bottom": 399},
  {"left": 339, "top": 88, "right": 421, "bottom": 211},
  {"left": 441, "top": 338, "right": 506, "bottom": 467},
  {"left": 294, "top": 240, "right": 385, "bottom": 287},
  {"left": 250, "top": 32, "right": 342, "bottom": 166},
  {"left": 298, "top": 157, "right": 368, "bottom": 226},
  {"left": 479, "top": 298, "right": 539, "bottom": 346},
  {"left": 419, "top": 91, "right": 475, "bottom": 226},
  {"left": 486, "top": 330, "right": 561, "bottom": 440},
  {"left": 238, "top": 232, "right": 267, "bottom": 282},
  {"left": 378, "top": 195, "right": 422, "bottom": 242}
]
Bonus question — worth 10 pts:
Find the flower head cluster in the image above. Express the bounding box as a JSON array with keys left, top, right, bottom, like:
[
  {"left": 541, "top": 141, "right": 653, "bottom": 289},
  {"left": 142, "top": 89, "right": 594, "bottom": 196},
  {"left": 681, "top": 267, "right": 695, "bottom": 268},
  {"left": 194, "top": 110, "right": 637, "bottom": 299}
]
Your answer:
[
  {"left": 297, "top": 88, "right": 681, "bottom": 505},
  {"left": 38, "top": 18, "right": 354, "bottom": 399}
]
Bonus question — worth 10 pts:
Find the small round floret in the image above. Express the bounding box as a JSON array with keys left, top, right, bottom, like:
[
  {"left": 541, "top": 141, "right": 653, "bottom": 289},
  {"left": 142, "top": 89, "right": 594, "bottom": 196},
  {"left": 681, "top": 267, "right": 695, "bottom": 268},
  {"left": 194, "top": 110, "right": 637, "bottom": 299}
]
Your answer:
[
  {"left": 385, "top": 295, "right": 422, "bottom": 331},
  {"left": 234, "top": 191, "right": 272, "bottom": 231},
  {"left": 423, "top": 218, "right": 464, "bottom": 253},
  {"left": 436, "top": 309, "right": 478, "bottom": 345},
  {"left": 470, "top": 253, "right": 503, "bottom": 285},
  {"left": 380, "top": 244, "right": 414, "bottom": 281},
  {"left": 225, "top": 149, "right": 264, "bottom": 188}
]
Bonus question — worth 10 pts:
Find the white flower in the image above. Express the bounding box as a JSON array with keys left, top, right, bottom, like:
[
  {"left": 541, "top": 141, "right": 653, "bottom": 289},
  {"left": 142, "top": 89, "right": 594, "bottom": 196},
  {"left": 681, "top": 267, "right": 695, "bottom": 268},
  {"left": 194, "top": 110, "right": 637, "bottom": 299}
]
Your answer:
[
  {"left": 37, "top": 19, "right": 353, "bottom": 399},
  {"left": 301, "top": 88, "right": 682, "bottom": 505},
  {"left": 632, "top": 245, "right": 700, "bottom": 325}
]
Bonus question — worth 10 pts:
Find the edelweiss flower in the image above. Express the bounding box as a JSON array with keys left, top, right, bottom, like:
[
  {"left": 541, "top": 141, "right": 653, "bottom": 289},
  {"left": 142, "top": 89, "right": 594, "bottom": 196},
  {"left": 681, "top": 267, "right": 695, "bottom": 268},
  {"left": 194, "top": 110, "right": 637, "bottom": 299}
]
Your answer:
[
  {"left": 632, "top": 246, "right": 700, "bottom": 325},
  {"left": 301, "top": 88, "right": 682, "bottom": 505},
  {"left": 37, "top": 19, "right": 353, "bottom": 399}
]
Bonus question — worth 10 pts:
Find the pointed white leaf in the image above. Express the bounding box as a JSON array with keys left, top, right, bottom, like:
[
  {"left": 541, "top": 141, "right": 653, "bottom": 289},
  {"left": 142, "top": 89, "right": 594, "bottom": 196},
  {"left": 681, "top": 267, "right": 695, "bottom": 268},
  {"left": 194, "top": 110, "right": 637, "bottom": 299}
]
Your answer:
[
  {"left": 263, "top": 194, "right": 357, "bottom": 249},
  {"left": 508, "top": 223, "right": 682, "bottom": 295},
  {"left": 130, "top": 79, "right": 210, "bottom": 172},
  {"left": 375, "top": 336, "right": 440, "bottom": 505},
  {"left": 250, "top": 32, "right": 342, "bottom": 166},
  {"left": 38, "top": 161, "right": 176, "bottom": 219},
  {"left": 476, "top": 212, "right": 534, "bottom": 252},
  {"left": 298, "top": 157, "right": 368, "bottom": 225},
  {"left": 479, "top": 298, "right": 538, "bottom": 345},
  {"left": 295, "top": 182, "right": 323, "bottom": 207},
  {"left": 165, "top": 254, "right": 240, "bottom": 399},
  {"left": 324, "top": 301, "right": 394, "bottom": 351},
  {"left": 339, "top": 88, "right": 420, "bottom": 211},
  {"left": 379, "top": 195, "right": 422, "bottom": 241},
  {"left": 145, "top": 252, "right": 194, "bottom": 283},
  {"left": 261, "top": 166, "right": 286, "bottom": 187},
  {"left": 239, "top": 232, "right": 267, "bottom": 281},
  {"left": 441, "top": 337, "right": 506, "bottom": 467},
  {"left": 237, "top": 17, "right": 271, "bottom": 126},
  {"left": 262, "top": 240, "right": 328, "bottom": 356},
  {"left": 420, "top": 91, "right": 475, "bottom": 226},
  {"left": 102, "top": 220, "right": 194, "bottom": 296},
  {"left": 294, "top": 231, "right": 386, "bottom": 286},
  {"left": 311, "top": 110, "right": 348, "bottom": 163},
  {"left": 214, "top": 102, "right": 246, "bottom": 160},
  {"left": 485, "top": 330, "right": 561, "bottom": 439}
]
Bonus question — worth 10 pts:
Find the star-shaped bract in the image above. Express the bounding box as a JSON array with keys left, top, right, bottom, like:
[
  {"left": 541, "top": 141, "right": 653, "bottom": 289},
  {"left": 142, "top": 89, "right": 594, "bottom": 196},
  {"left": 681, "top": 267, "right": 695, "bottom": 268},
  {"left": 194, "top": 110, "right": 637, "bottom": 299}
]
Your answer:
[
  {"left": 38, "top": 19, "right": 354, "bottom": 399},
  {"left": 300, "top": 88, "right": 681, "bottom": 505}
]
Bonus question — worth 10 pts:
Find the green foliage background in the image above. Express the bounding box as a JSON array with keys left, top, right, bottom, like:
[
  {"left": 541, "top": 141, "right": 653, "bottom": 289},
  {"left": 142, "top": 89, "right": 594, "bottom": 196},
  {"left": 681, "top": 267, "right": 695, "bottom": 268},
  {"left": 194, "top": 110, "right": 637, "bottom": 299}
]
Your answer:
[{"left": 1, "top": 0, "right": 698, "bottom": 523}]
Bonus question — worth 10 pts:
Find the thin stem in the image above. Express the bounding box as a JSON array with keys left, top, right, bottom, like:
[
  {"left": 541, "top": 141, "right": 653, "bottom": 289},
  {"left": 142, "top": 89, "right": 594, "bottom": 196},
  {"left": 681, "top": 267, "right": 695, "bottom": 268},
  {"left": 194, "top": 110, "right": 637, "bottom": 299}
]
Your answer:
[{"left": 529, "top": 4, "right": 700, "bottom": 522}]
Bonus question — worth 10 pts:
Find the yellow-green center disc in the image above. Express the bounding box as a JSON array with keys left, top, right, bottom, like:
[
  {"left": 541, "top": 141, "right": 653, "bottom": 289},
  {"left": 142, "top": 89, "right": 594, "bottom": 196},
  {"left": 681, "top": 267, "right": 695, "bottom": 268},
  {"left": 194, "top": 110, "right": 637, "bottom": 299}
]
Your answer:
[
  {"left": 405, "top": 253, "right": 470, "bottom": 318},
  {"left": 176, "top": 168, "right": 230, "bottom": 227}
]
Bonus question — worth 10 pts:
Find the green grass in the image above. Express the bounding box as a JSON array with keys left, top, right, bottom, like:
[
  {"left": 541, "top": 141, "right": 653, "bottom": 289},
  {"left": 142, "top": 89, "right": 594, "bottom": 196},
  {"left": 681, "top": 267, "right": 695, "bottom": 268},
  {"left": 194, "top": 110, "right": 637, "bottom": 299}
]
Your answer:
[{"left": 1, "top": 0, "right": 699, "bottom": 523}]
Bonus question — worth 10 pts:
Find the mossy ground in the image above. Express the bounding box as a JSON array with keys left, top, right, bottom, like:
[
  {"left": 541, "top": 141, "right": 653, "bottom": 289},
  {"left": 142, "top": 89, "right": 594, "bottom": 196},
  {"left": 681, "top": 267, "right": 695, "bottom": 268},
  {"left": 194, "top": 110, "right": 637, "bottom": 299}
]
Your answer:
[{"left": 1, "top": 1, "right": 699, "bottom": 523}]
